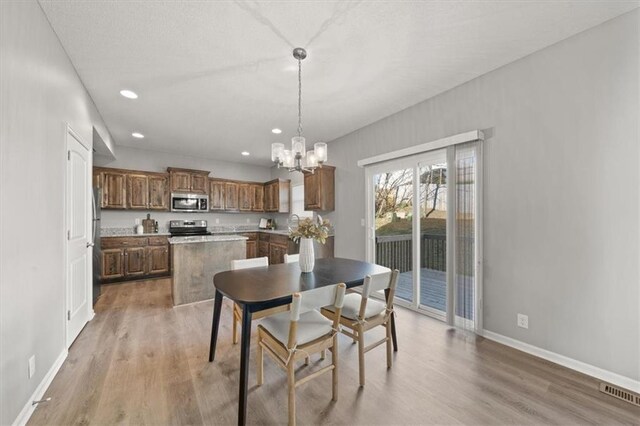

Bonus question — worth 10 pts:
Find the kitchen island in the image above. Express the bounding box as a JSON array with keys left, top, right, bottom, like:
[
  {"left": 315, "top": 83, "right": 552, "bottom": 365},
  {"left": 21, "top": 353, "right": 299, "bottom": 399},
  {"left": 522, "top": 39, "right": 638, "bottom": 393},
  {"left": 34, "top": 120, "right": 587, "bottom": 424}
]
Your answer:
[{"left": 170, "top": 235, "right": 247, "bottom": 305}]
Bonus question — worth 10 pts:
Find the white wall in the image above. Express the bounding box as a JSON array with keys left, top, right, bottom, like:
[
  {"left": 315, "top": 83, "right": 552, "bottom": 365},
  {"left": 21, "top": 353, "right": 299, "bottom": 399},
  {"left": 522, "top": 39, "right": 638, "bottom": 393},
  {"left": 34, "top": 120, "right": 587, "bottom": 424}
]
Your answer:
[
  {"left": 0, "top": 1, "right": 115, "bottom": 424},
  {"left": 96, "top": 146, "right": 274, "bottom": 229},
  {"left": 324, "top": 10, "right": 639, "bottom": 381}
]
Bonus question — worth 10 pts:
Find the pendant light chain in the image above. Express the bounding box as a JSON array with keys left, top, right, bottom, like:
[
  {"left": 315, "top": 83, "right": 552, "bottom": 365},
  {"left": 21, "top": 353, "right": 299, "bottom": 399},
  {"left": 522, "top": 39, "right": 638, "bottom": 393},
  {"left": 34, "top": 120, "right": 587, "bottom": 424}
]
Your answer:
[{"left": 297, "top": 57, "right": 303, "bottom": 138}]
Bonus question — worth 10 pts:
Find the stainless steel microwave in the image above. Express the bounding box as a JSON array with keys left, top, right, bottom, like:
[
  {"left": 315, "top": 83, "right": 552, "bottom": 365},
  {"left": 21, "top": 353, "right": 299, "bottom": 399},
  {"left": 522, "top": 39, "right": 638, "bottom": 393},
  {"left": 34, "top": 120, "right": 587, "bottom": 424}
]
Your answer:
[{"left": 170, "top": 193, "right": 209, "bottom": 212}]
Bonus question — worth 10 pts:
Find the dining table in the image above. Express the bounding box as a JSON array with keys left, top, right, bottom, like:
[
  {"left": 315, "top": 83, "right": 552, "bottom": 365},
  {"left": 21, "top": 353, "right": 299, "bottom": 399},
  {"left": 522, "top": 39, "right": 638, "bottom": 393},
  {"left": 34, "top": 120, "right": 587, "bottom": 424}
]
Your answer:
[{"left": 208, "top": 257, "right": 397, "bottom": 425}]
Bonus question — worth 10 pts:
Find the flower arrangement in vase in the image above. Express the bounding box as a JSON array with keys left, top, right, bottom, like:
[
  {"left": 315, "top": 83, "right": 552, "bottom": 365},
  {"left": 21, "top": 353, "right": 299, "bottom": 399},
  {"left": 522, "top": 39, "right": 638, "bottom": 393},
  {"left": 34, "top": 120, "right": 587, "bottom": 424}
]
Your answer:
[{"left": 289, "top": 216, "right": 331, "bottom": 272}]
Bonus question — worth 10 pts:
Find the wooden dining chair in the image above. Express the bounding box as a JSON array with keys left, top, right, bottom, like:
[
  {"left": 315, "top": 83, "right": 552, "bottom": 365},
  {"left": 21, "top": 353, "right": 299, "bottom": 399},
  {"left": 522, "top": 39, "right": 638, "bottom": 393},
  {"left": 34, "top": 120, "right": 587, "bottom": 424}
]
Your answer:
[
  {"left": 284, "top": 253, "right": 299, "bottom": 263},
  {"left": 322, "top": 269, "right": 399, "bottom": 387},
  {"left": 257, "top": 282, "right": 346, "bottom": 426},
  {"left": 230, "top": 257, "right": 269, "bottom": 344}
]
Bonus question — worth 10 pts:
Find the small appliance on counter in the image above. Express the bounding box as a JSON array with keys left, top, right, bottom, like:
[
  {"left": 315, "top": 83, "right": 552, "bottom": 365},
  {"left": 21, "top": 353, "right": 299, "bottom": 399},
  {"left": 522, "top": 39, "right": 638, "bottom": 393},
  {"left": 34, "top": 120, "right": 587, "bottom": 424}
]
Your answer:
[{"left": 169, "top": 220, "right": 212, "bottom": 237}]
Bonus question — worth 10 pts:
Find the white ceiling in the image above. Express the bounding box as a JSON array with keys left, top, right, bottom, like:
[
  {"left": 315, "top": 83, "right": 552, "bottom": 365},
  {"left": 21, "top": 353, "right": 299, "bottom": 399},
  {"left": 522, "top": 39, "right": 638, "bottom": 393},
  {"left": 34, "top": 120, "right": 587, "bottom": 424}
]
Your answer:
[{"left": 40, "top": 1, "right": 637, "bottom": 165}]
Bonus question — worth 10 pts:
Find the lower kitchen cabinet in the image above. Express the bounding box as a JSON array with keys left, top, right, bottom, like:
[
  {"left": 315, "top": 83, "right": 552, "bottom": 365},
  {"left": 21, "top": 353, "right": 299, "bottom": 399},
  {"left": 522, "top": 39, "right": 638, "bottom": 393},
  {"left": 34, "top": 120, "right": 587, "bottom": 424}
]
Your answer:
[
  {"left": 101, "top": 248, "right": 125, "bottom": 280},
  {"left": 269, "top": 243, "right": 287, "bottom": 265},
  {"left": 147, "top": 245, "right": 170, "bottom": 275},
  {"left": 100, "top": 236, "right": 171, "bottom": 283},
  {"left": 258, "top": 240, "right": 269, "bottom": 258},
  {"left": 241, "top": 233, "right": 258, "bottom": 258}
]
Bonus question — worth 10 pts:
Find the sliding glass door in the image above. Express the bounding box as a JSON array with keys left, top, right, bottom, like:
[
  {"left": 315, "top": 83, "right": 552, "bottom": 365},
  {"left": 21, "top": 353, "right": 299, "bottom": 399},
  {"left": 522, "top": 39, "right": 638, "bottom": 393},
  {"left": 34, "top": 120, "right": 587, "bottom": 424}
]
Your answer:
[{"left": 366, "top": 143, "right": 482, "bottom": 329}]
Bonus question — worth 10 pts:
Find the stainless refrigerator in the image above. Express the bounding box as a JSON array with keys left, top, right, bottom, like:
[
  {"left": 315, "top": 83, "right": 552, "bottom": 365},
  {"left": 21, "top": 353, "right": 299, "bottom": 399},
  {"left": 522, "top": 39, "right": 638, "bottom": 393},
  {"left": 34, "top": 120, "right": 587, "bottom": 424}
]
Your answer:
[{"left": 92, "top": 188, "right": 101, "bottom": 305}]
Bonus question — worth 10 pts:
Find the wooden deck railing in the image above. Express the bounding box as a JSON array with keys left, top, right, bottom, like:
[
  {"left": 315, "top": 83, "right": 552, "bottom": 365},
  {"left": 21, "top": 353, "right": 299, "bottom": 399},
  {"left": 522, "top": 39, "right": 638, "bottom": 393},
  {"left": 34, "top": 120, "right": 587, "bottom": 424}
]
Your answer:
[{"left": 375, "top": 233, "right": 447, "bottom": 273}]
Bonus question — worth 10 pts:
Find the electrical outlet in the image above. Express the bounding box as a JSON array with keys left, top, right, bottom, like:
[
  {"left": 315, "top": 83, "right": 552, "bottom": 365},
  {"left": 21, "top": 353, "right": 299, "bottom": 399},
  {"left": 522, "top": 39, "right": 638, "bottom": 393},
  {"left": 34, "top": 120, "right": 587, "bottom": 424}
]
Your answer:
[
  {"left": 360, "top": 218, "right": 365, "bottom": 226},
  {"left": 28, "top": 355, "right": 36, "bottom": 379},
  {"left": 215, "top": 218, "right": 220, "bottom": 224},
  {"left": 517, "top": 314, "right": 529, "bottom": 329},
  {"left": 246, "top": 218, "right": 250, "bottom": 223}
]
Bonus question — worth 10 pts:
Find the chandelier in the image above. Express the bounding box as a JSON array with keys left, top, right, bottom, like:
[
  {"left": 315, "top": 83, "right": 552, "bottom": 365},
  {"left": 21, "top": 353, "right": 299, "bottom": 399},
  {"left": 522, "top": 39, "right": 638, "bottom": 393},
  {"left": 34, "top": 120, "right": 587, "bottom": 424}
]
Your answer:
[{"left": 271, "top": 47, "right": 327, "bottom": 173}]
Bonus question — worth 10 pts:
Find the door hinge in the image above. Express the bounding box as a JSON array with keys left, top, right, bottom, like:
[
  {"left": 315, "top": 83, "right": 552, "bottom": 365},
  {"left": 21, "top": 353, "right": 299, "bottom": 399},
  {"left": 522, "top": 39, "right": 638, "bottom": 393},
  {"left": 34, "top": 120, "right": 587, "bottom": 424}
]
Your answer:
[
  {"left": 67, "top": 310, "right": 71, "bottom": 321},
  {"left": 67, "top": 150, "right": 70, "bottom": 160},
  {"left": 67, "top": 230, "right": 71, "bottom": 240}
]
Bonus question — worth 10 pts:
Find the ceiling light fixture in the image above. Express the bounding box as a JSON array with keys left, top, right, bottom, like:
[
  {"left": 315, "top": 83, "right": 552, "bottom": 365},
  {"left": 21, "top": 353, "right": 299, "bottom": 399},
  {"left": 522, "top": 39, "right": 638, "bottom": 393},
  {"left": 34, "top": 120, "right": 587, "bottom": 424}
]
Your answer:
[
  {"left": 241, "top": 151, "right": 250, "bottom": 156},
  {"left": 271, "top": 128, "right": 282, "bottom": 134},
  {"left": 120, "top": 89, "right": 138, "bottom": 99},
  {"left": 271, "top": 48, "right": 327, "bottom": 173},
  {"left": 132, "top": 132, "right": 144, "bottom": 139}
]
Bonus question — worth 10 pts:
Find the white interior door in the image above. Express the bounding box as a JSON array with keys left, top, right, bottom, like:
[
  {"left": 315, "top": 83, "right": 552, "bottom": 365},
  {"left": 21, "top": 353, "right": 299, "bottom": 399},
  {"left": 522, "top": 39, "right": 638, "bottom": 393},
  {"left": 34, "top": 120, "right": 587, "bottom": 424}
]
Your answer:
[{"left": 66, "top": 127, "right": 92, "bottom": 347}]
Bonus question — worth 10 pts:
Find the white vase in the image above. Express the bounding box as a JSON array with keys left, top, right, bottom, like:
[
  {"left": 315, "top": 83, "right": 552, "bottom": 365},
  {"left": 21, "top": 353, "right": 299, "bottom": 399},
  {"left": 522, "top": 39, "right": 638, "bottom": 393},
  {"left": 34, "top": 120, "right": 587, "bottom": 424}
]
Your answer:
[{"left": 299, "top": 238, "right": 315, "bottom": 273}]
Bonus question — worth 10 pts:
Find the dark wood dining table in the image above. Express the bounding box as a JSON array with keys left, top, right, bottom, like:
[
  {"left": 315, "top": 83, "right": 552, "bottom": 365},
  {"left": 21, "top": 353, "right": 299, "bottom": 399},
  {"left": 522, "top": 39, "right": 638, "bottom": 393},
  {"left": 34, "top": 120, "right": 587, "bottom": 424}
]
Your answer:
[{"left": 208, "top": 257, "right": 397, "bottom": 425}]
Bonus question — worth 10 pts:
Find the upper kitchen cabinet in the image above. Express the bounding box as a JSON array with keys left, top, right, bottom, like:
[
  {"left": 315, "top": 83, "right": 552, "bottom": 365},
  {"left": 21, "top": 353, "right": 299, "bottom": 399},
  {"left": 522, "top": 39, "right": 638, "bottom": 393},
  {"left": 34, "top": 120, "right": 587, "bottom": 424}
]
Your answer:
[
  {"left": 147, "top": 174, "right": 169, "bottom": 210},
  {"left": 167, "top": 167, "right": 210, "bottom": 194},
  {"left": 127, "top": 173, "right": 149, "bottom": 209},
  {"left": 264, "top": 179, "right": 291, "bottom": 213},
  {"left": 209, "top": 179, "right": 226, "bottom": 210},
  {"left": 251, "top": 184, "right": 264, "bottom": 212},
  {"left": 303, "top": 165, "right": 335, "bottom": 211},
  {"left": 225, "top": 181, "right": 240, "bottom": 211},
  {"left": 238, "top": 183, "right": 252, "bottom": 211},
  {"left": 94, "top": 167, "right": 170, "bottom": 211},
  {"left": 94, "top": 169, "right": 127, "bottom": 209}
]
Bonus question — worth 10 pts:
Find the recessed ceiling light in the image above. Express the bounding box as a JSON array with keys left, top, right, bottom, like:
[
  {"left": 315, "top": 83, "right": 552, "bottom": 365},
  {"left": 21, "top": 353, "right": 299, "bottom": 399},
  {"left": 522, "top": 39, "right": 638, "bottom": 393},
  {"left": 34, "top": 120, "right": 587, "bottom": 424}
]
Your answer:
[
  {"left": 120, "top": 89, "right": 138, "bottom": 99},
  {"left": 271, "top": 128, "right": 282, "bottom": 134},
  {"left": 241, "top": 151, "right": 250, "bottom": 156},
  {"left": 132, "top": 132, "right": 144, "bottom": 139}
]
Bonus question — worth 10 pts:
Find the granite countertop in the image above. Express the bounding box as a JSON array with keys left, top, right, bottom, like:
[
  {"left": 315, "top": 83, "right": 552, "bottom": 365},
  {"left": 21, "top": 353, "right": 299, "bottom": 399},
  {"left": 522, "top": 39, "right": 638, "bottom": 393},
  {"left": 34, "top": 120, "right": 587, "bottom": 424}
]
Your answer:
[
  {"left": 169, "top": 235, "right": 248, "bottom": 245},
  {"left": 210, "top": 228, "right": 290, "bottom": 236},
  {"left": 101, "top": 227, "right": 170, "bottom": 237}
]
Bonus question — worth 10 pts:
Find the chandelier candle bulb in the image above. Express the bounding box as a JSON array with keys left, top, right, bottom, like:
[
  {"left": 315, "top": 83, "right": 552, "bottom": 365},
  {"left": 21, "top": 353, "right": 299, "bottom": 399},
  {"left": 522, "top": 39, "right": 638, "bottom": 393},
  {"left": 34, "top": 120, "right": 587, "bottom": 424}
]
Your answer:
[
  {"left": 291, "top": 136, "right": 306, "bottom": 157},
  {"left": 314, "top": 142, "right": 327, "bottom": 163},
  {"left": 283, "top": 149, "right": 295, "bottom": 168},
  {"left": 271, "top": 143, "right": 284, "bottom": 162},
  {"left": 306, "top": 151, "right": 318, "bottom": 168}
]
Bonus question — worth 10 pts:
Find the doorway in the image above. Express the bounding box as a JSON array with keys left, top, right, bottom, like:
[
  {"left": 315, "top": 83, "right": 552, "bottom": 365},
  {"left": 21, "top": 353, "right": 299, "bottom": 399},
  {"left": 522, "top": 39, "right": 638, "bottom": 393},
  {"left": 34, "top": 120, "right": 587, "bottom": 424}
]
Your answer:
[
  {"left": 65, "top": 126, "right": 93, "bottom": 347},
  {"left": 365, "top": 143, "right": 482, "bottom": 330}
]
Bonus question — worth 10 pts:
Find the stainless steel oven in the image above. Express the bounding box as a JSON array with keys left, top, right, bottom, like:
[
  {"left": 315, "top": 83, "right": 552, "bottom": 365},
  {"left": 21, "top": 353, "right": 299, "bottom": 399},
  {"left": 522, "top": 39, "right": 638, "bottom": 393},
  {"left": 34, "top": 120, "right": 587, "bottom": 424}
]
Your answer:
[{"left": 170, "top": 193, "right": 209, "bottom": 212}]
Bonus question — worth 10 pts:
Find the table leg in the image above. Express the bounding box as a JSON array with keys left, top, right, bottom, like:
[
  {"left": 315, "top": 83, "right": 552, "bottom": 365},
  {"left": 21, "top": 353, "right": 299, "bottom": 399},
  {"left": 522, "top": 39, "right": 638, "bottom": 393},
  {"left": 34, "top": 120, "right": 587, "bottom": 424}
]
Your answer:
[
  {"left": 208, "top": 290, "right": 223, "bottom": 362},
  {"left": 385, "top": 288, "right": 398, "bottom": 352},
  {"left": 238, "top": 305, "right": 252, "bottom": 425}
]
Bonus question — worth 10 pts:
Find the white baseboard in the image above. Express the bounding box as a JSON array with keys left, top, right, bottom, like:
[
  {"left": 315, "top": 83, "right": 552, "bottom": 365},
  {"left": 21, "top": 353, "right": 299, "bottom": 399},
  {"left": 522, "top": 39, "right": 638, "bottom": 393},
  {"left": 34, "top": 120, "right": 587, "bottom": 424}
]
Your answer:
[
  {"left": 12, "top": 349, "right": 68, "bottom": 426},
  {"left": 482, "top": 330, "right": 640, "bottom": 394}
]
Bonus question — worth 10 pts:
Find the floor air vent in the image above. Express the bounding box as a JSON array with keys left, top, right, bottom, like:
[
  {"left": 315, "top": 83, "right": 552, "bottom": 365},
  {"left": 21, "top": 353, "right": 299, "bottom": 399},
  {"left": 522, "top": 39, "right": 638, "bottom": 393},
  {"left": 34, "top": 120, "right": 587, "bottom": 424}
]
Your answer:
[{"left": 599, "top": 383, "right": 640, "bottom": 407}]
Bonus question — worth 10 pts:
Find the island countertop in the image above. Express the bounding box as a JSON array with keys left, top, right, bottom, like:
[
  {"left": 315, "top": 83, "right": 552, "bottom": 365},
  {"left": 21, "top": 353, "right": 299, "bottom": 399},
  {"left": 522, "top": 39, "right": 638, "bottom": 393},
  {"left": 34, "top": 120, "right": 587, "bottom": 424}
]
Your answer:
[{"left": 169, "top": 235, "right": 248, "bottom": 245}]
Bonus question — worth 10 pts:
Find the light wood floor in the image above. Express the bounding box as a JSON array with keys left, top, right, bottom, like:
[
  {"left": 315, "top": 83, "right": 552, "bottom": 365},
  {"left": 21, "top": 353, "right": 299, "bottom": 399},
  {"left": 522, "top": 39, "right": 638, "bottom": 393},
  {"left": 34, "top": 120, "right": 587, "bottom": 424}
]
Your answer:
[{"left": 29, "top": 279, "right": 638, "bottom": 425}]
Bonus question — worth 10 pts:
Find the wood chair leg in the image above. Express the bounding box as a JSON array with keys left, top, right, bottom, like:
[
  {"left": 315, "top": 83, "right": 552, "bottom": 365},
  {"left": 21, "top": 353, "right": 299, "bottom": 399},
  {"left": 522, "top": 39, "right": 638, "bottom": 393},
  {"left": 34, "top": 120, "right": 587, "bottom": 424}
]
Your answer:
[
  {"left": 357, "top": 327, "right": 366, "bottom": 387},
  {"left": 386, "top": 322, "right": 393, "bottom": 368},
  {"left": 232, "top": 313, "right": 239, "bottom": 345},
  {"left": 331, "top": 338, "right": 338, "bottom": 401},
  {"left": 257, "top": 340, "right": 264, "bottom": 386},
  {"left": 287, "top": 361, "right": 296, "bottom": 426}
]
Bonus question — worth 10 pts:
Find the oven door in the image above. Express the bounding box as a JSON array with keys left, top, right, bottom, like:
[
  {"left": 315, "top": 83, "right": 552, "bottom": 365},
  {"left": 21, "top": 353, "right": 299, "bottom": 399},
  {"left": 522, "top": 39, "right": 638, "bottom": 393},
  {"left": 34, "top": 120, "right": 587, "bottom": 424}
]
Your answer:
[{"left": 171, "top": 194, "right": 200, "bottom": 212}]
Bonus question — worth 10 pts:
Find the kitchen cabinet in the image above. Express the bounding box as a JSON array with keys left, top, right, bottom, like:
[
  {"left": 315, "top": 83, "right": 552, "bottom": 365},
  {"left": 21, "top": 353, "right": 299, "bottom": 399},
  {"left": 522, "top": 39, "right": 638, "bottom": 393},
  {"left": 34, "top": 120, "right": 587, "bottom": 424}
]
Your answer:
[
  {"left": 100, "top": 170, "right": 127, "bottom": 209},
  {"left": 95, "top": 167, "right": 170, "bottom": 211},
  {"left": 167, "top": 167, "right": 210, "bottom": 194},
  {"left": 238, "top": 183, "right": 252, "bottom": 211},
  {"left": 242, "top": 233, "right": 258, "bottom": 258},
  {"left": 258, "top": 241, "right": 270, "bottom": 258},
  {"left": 269, "top": 242, "right": 287, "bottom": 265},
  {"left": 264, "top": 179, "right": 291, "bottom": 213},
  {"left": 124, "top": 247, "right": 146, "bottom": 277},
  {"left": 251, "top": 184, "right": 264, "bottom": 212},
  {"left": 101, "top": 249, "right": 125, "bottom": 280},
  {"left": 209, "top": 179, "right": 225, "bottom": 210},
  {"left": 148, "top": 174, "right": 169, "bottom": 210},
  {"left": 147, "top": 245, "right": 170, "bottom": 274},
  {"left": 303, "top": 165, "right": 335, "bottom": 211},
  {"left": 225, "top": 182, "right": 239, "bottom": 211},
  {"left": 100, "top": 236, "right": 171, "bottom": 283},
  {"left": 127, "top": 173, "right": 149, "bottom": 209}
]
